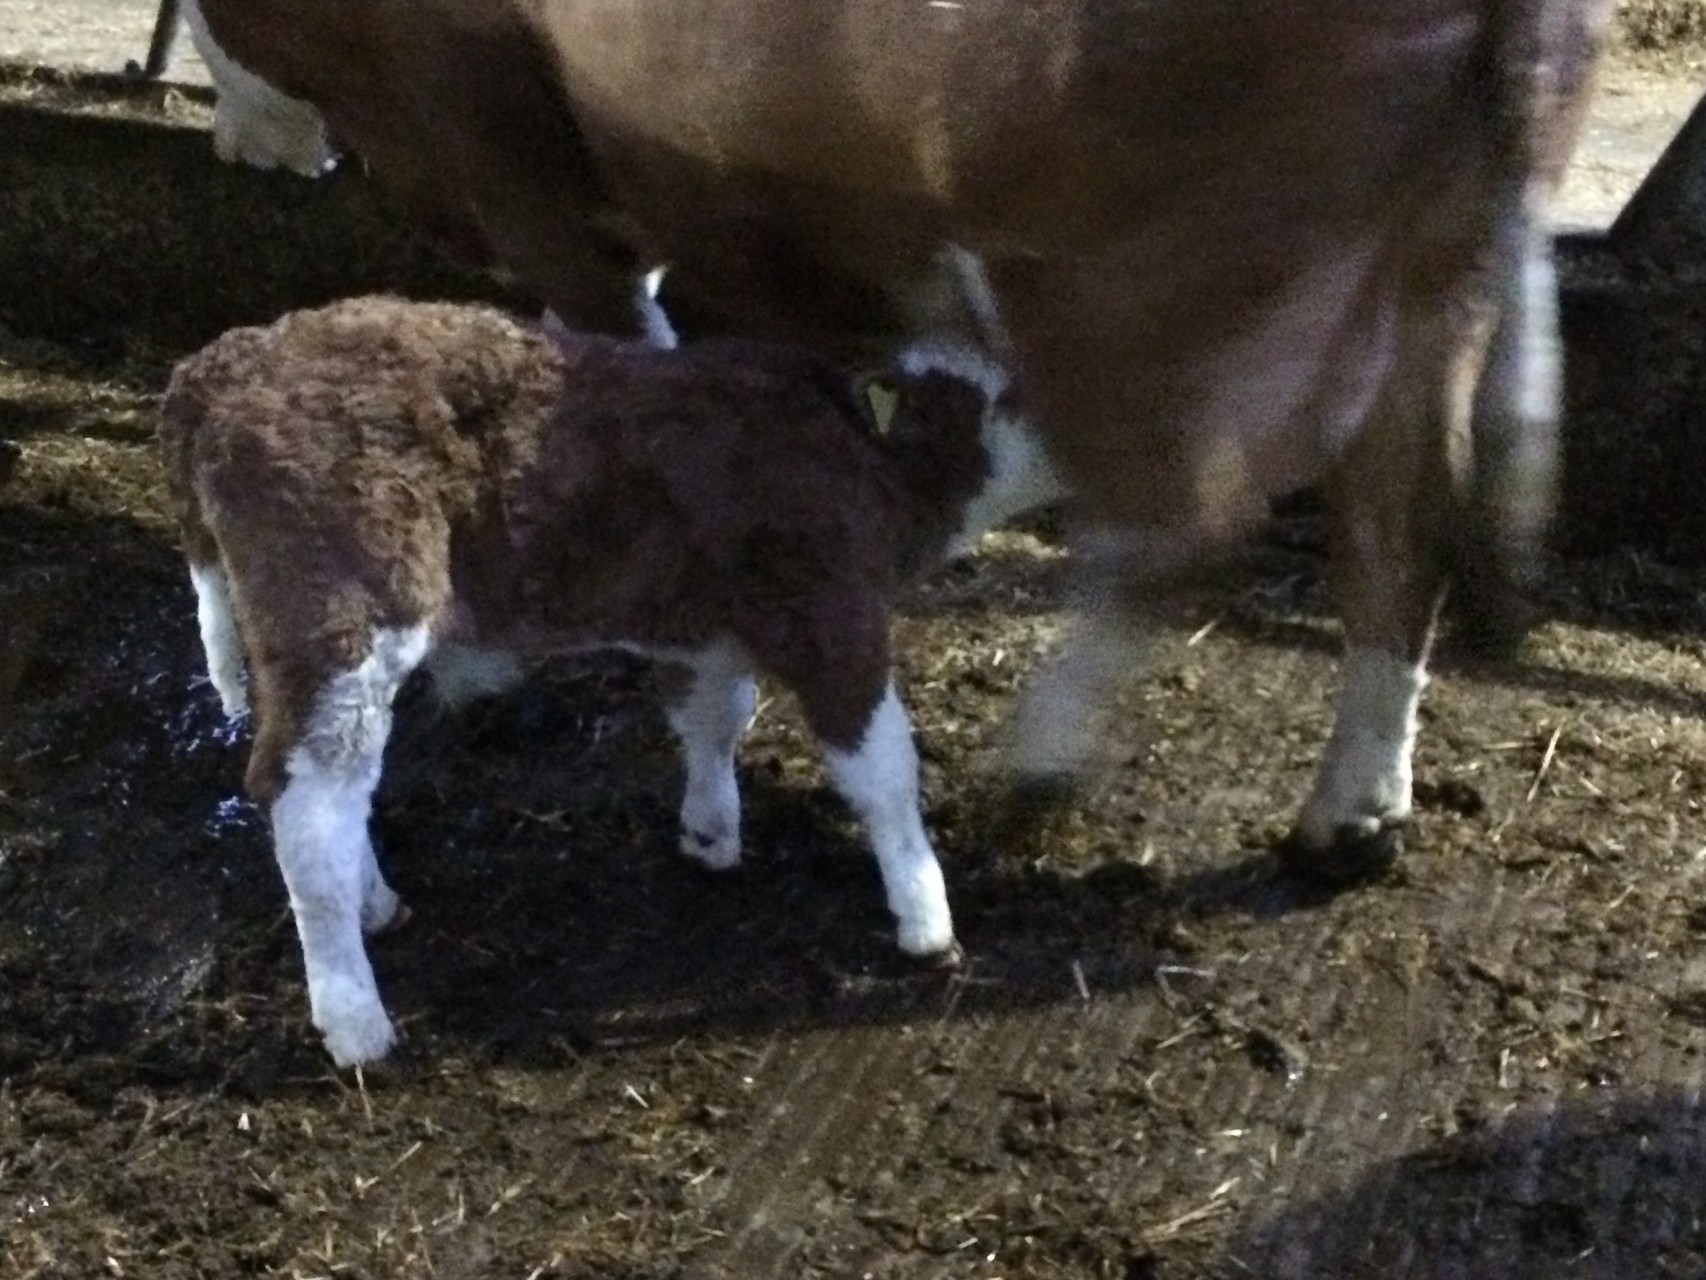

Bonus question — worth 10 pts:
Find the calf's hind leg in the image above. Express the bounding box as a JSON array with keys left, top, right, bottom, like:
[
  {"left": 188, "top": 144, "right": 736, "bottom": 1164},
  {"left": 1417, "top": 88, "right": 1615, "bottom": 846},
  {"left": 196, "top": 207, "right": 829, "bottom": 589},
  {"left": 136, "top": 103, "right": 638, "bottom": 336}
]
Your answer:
[
  {"left": 662, "top": 643, "right": 757, "bottom": 870},
  {"left": 255, "top": 625, "right": 430, "bottom": 1066}
]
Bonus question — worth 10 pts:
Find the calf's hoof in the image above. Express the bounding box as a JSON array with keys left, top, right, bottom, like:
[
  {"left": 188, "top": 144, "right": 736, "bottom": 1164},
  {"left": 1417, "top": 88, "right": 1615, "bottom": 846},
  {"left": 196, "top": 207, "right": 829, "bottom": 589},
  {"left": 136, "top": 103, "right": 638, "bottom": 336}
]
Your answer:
[
  {"left": 312, "top": 981, "right": 398, "bottom": 1067},
  {"left": 1275, "top": 822, "right": 1403, "bottom": 887},
  {"left": 895, "top": 908, "right": 958, "bottom": 961},
  {"left": 679, "top": 825, "right": 742, "bottom": 871},
  {"left": 320, "top": 1011, "right": 397, "bottom": 1069},
  {"left": 897, "top": 928, "right": 964, "bottom": 972}
]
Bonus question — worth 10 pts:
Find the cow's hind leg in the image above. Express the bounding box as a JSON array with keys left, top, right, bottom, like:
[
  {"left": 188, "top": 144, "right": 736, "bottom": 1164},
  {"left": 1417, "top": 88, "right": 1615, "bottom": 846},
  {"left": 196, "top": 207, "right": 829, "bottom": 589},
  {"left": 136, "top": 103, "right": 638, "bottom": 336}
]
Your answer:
[
  {"left": 1284, "top": 315, "right": 1470, "bottom": 884},
  {"left": 1455, "top": 198, "right": 1562, "bottom": 654},
  {"left": 260, "top": 625, "right": 430, "bottom": 1065}
]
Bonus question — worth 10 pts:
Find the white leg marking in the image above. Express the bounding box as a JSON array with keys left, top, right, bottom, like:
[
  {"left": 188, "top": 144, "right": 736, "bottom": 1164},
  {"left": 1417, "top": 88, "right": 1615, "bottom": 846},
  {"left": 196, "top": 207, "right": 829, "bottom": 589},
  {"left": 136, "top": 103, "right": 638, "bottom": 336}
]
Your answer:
[
  {"left": 635, "top": 266, "right": 679, "bottom": 350},
  {"left": 189, "top": 560, "right": 248, "bottom": 718},
  {"left": 424, "top": 644, "right": 525, "bottom": 708},
  {"left": 273, "top": 757, "right": 396, "bottom": 1066},
  {"left": 1514, "top": 221, "right": 1562, "bottom": 429},
  {"left": 1010, "top": 609, "right": 1151, "bottom": 781},
  {"left": 1296, "top": 645, "right": 1427, "bottom": 849},
  {"left": 666, "top": 645, "right": 756, "bottom": 870},
  {"left": 822, "top": 682, "right": 954, "bottom": 956},
  {"left": 181, "top": 0, "right": 337, "bottom": 177},
  {"left": 271, "top": 625, "right": 427, "bottom": 1067}
]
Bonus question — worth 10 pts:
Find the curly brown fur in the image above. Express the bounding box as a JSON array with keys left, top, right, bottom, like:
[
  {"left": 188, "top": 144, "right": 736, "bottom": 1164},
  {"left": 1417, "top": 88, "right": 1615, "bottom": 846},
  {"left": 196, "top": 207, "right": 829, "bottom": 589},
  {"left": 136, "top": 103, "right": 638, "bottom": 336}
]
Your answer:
[{"left": 160, "top": 295, "right": 994, "bottom": 799}]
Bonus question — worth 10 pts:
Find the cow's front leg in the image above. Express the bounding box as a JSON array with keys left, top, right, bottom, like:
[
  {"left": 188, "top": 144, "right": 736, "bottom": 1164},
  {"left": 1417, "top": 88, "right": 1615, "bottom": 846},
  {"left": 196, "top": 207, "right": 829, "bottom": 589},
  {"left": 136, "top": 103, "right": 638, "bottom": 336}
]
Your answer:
[
  {"left": 1290, "top": 645, "right": 1430, "bottom": 874},
  {"left": 1285, "top": 315, "right": 1466, "bottom": 884}
]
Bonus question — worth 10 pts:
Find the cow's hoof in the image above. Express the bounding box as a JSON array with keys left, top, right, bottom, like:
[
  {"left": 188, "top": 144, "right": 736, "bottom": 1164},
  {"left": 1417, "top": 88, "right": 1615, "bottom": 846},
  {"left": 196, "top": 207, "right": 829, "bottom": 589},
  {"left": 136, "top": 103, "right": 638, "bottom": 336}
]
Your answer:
[{"left": 1275, "top": 823, "right": 1402, "bottom": 887}]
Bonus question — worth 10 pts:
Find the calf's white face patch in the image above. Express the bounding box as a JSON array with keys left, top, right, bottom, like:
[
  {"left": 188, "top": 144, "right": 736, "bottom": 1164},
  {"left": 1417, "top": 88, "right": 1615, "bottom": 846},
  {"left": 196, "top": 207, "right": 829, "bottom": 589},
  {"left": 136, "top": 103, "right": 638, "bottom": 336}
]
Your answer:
[
  {"left": 181, "top": 0, "right": 337, "bottom": 177},
  {"left": 894, "top": 336, "right": 1069, "bottom": 558}
]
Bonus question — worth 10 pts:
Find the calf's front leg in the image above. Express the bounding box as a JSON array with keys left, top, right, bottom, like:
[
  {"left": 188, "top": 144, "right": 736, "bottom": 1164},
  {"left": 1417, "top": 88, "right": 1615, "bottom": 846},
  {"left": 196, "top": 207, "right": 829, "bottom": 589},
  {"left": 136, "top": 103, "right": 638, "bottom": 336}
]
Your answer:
[{"left": 814, "top": 679, "right": 956, "bottom": 960}]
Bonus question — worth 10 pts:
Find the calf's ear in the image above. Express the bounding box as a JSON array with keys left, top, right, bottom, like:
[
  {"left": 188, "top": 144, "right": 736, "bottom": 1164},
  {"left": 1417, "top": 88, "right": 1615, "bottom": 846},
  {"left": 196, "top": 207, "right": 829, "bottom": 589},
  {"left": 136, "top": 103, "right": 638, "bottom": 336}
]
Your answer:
[{"left": 854, "top": 372, "right": 898, "bottom": 434}]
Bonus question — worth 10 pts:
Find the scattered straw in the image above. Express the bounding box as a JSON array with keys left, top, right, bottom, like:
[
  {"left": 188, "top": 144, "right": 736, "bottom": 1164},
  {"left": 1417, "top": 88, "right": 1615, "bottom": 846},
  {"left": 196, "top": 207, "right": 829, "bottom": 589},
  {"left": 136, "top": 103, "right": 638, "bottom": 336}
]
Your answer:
[
  {"left": 354, "top": 1065, "right": 374, "bottom": 1124},
  {"left": 1071, "top": 959, "right": 1091, "bottom": 1003},
  {"left": 1185, "top": 615, "right": 1223, "bottom": 647},
  {"left": 1142, "top": 1178, "right": 1240, "bottom": 1242},
  {"left": 1526, "top": 722, "right": 1566, "bottom": 803}
]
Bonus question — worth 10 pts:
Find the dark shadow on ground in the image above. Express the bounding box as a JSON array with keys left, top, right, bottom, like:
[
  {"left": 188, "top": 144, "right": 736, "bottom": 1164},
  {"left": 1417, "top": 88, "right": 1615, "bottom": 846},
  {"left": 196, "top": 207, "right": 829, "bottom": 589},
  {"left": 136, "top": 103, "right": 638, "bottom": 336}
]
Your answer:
[
  {"left": 1225, "top": 1089, "right": 1706, "bottom": 1278},
  {"left": 2, "top": 628, "right": 1318, "bottom": 1097},
  {"left": 0, "top": 494, "right": 1343, "bottom": 1107},
  {"left": 1, "top": 489, "right": 1692, "bottom": 1105},
  {"left": 0, "top": 80, "right": 518, "bottom": 358},
  {"left": 1208, "top": 604, "right": 1706, "bottom": 724}
]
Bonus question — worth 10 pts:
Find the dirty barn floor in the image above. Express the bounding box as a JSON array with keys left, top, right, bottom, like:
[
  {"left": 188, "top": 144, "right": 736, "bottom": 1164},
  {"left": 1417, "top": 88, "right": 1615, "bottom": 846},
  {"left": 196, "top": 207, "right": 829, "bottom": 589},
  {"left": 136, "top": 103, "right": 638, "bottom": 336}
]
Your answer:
[
  {"left": 6, "top": 19, "right": 1706, "bottom": 1280},
  {"left": 7, "top": 345, "right": 1706, "bottom": 1280}
]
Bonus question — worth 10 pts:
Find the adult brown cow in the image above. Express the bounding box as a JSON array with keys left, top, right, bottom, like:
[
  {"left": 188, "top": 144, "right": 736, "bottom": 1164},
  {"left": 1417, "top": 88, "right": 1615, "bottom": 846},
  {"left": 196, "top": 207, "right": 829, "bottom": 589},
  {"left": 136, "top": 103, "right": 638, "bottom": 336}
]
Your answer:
[{"left": 194, "top": 0, "right": 1611, "bottom": 883}]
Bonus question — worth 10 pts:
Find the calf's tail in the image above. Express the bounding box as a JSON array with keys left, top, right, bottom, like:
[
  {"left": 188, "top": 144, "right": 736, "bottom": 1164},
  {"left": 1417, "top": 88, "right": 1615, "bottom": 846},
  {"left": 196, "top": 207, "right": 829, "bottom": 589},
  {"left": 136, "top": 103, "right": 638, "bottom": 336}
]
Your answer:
[
  {"left": 157, "top": 370, "right": 250, "bottom": 718},
  {"left": 188, "top": 559, "right": 250, "bottom": 719}
]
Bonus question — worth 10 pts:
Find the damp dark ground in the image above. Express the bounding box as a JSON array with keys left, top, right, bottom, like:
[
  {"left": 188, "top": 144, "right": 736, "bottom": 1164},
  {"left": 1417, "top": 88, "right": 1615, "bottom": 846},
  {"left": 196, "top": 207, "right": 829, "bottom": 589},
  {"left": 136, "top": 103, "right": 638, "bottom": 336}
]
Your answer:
[{"left": 8, "top": 35, "right": 1706, "bottom": 1280}]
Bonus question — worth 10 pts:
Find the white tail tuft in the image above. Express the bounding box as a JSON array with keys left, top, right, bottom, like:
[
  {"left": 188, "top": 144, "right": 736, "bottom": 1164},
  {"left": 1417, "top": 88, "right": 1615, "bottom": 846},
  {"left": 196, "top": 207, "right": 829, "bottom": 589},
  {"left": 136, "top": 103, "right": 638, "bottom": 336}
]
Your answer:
[{"left": 189, "top": 561, "right": 249, "bottom": 718}]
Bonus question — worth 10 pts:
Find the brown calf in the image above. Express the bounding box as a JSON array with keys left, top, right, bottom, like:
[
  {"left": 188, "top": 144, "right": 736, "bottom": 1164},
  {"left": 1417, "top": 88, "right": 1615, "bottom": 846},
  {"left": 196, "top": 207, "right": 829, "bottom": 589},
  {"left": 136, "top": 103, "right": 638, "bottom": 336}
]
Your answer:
[{"left": 161, "top": 296, "right": 1061, "bottom": 1065}]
